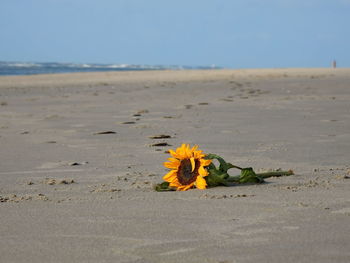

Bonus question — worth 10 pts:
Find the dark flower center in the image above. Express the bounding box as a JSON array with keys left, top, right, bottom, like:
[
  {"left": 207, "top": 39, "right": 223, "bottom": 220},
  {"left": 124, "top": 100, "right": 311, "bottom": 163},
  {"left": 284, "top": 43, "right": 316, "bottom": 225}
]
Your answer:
[{"left": 177, "top": 159, "right": 200, "bottom": 185}]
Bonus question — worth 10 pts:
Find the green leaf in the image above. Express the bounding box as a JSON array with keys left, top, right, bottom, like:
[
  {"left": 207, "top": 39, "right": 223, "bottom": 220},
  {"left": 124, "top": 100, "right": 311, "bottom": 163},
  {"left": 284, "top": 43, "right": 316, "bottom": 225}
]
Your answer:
[
  {"left": 206, "top": 168, "right": 231, "bottom": 187},
  {"left": 154, "top": 182, "right": 175, "bottom": 192},
  {"left": 205, "top": 154, "right": 242, "bottom": 173},
  {"left": 238, "top": 167, "right": 264, "bottom": 184}
]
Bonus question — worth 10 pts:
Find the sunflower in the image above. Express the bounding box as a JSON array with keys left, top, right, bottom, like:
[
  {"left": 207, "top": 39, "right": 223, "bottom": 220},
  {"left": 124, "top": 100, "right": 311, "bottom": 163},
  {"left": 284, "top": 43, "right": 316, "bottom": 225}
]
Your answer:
[{"left": 163, "top": 144, "right": 212, "bottom": 191}]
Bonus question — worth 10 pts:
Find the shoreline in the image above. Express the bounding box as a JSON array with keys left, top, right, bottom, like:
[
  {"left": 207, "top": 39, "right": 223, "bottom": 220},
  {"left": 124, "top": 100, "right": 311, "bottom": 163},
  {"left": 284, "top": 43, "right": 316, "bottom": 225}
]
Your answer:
[{"left": 1, "top": 68, "right": 349, "bottom": 89}]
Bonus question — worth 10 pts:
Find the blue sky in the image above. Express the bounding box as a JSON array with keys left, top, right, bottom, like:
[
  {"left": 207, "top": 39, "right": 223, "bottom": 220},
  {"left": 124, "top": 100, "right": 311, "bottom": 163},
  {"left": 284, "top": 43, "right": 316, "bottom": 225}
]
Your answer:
[{"left": 1, "top": 0, "right": 349, "bottom": 68}]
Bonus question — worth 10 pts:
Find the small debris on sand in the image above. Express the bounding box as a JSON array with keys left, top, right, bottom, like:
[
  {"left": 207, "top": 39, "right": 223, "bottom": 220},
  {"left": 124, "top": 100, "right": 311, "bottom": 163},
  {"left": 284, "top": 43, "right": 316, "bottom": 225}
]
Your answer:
[
  {"left": 42, "top": 178, "right": 75, "bottom": 185},
  {"left": 149, "top": 134, "right": 172, "bottom": 139},
  {"left": 90, "top": 187, "right": 121, "bottom": 193},
  {"left": 93, "top": 131, "right": 116, "bottom": 135},
  {"left": 150, "top": 142, "right": 171, "bottom": 147},
  {"left": 0, "top": 194, "right": 49, "bottom": 202},
  {"left": 121, "top": 121, "right": 136, "bottom": 124},
  {"left": 200, "top": 194, "right": 255, "bottom": 199},
  {"left": 136, "top": 109, "right": 149, "bottom": 114}
]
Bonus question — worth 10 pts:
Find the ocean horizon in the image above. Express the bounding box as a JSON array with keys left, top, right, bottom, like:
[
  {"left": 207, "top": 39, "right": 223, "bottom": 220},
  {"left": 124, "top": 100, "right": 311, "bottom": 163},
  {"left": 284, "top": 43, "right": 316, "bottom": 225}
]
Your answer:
[{"left": 0, "top": 61, "right": 221, "bottom": 76}]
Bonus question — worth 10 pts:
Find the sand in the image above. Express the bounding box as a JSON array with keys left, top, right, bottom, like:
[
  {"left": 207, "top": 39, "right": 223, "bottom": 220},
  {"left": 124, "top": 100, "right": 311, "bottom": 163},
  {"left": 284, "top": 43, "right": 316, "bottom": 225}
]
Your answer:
[{"left": 0, "top": 68, "right": 349, "bottom": 263}]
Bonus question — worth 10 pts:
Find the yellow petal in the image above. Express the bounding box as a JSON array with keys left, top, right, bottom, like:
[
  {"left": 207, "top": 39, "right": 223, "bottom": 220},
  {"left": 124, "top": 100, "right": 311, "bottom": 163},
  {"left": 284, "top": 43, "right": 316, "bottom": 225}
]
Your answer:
[
  {"left": 190, "top": 157, "right": 195, "bottom": 172},
  {"left": 186, "top": 144, "right": 193, "bottom": 158},
  {"left": 169, "top": 149, "right": 181, "bottom": 159},
  {"left": 191, "top": 145, "right": 199, "bottom": 152},
  {"left": 179, "top": 144, "right": 187, "bottom": 153},
  {"left": 163, "top": 170, "right": 177, "bottom": 182},
  {"left": 169, "top": 180, "right": 180, "bottom": 188},
  {"left": 193, "top": 150, "right": 205, "bottom": 159},
  {"left": 177, "top": 183, "right": 195, "bottom": 191},
  {"left": 195, "top": 176, "right": 207, "bottom": 189},
  {"left": 168, "top": 157, "right": 180, "bottom": 163},
  {"left": 182, "top": 144, "right": 190, "bottom": 158},
  {"left": 182, "top": 183, "right": 195, "bottom": 191},
  {"left": 198, "top": 166, "right": 208, "bottom": 177},
  {"left": 176, "top": 144, "right": 187, "bottom": 159},
  {"left": 164, "top": 161, "right": 179, "bottom": 169},
  {"left": 200, "top": 159, "right": 212, "bottom": 167},
  {"left": 176, "top": 185, "right": 186, "bottom": 191}
]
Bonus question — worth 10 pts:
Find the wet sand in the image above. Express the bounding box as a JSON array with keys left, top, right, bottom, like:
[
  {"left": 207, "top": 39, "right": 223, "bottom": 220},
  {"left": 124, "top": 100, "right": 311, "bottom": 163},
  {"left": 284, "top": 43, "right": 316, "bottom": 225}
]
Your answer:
[{"left": 0, "top": 68, "right": 349, "bottom": 262}]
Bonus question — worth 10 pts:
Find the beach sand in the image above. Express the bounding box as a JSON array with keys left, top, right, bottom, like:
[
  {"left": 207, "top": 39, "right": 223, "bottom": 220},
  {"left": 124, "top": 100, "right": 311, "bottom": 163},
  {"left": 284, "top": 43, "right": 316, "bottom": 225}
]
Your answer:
[{"left": 0, "top": 68, "right": 349, "bottom": 262}]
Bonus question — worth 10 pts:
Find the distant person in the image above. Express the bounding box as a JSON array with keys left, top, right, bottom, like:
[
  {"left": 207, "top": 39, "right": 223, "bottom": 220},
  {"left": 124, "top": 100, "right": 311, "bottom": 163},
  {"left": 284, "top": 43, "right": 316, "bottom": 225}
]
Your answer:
[{"left": 332, "top": 60, "right": 337, "bottom": 68}]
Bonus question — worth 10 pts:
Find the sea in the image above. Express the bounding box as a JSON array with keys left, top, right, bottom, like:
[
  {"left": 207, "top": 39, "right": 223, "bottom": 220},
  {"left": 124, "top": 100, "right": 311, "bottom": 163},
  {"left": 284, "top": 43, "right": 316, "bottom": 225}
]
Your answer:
[{"left": 0, "top": 61, "right": 220, "bottom": 76}]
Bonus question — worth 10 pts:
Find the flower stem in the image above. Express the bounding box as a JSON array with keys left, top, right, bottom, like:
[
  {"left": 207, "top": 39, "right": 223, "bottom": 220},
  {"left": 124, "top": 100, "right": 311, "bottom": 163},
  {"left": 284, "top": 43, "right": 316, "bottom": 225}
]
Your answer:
[
  {"left": 226, "top": 170, "right": 293, "bottom": 183},
  {"left": 225, "top": 175, "right": 241, "bottom": 182},
  {"left": 257, "top": 170, "right": 294, "bottom": 178},
  {"left": 228, "top": 164, "right": 243, "bottom": 170}
]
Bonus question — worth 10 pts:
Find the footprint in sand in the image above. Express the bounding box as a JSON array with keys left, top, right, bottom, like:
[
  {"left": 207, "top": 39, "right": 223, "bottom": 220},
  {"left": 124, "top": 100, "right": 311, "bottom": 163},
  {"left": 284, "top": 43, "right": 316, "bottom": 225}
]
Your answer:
[
  {"left": 149, "top": 134, "right": 172, "bottom": 139},
  {"left": 93, "top": 131, "right": 117, "bottom": 135},
  {"left": 121, "top": 121, "right": 136, "bottom": 124},
  {"left": 150, "top": 142, "right": 171, "bottom": 147},
  {"left": 184, "top": 105, "right": 194, "bottom": 109}
]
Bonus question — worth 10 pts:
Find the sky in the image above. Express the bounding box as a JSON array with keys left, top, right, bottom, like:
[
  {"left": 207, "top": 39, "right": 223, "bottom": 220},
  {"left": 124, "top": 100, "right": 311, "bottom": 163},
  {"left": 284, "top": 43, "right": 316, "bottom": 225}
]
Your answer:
[{"left": 0, "top": 0, "right": 350, "bottom": 68}]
